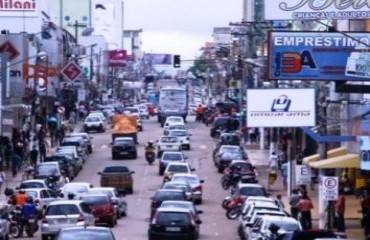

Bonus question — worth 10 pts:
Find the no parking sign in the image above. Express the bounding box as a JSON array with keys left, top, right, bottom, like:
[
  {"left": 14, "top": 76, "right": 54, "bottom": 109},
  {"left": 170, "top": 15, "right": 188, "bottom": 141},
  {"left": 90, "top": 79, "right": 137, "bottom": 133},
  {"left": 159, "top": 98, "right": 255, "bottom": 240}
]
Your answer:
[{"left": 322, "top": 176, "right": 338, "bottom": 201}]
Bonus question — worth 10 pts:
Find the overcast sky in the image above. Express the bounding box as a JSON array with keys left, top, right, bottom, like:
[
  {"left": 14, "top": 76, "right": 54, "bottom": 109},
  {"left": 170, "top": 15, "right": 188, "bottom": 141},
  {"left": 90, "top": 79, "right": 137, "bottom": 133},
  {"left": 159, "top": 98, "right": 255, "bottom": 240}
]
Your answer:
[{"left": 124, "top": 0, "right": 243, "bottom": 61}]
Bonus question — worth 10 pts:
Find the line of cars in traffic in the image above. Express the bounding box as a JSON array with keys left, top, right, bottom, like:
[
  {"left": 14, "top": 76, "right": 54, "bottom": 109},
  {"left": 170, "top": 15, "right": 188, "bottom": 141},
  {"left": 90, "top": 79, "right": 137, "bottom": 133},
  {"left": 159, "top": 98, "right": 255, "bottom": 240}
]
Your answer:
[
  {"left": 7, "top": 108, "right": 136, "bottom": 240},
  {"left": 146, "top": 115, "right": 205, "bottom": 240}
]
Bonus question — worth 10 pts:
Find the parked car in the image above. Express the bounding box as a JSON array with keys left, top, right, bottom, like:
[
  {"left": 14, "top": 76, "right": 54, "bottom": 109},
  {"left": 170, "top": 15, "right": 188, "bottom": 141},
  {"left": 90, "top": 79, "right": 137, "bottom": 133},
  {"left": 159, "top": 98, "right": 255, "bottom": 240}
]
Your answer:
[
  {"left": 148, "top": 207, "right": 201, "bottom": 240},
  {"left": 98, "top": 166, "right": 135, "bottom": 194},
  {"left": 60, "top": 137, "right": 88, "bottom": 160},
  {"left": 80, "top": 194, "right": 117, "bottom": 227},
  {"left": 111, "top": 137, "right": 137, "bottom": 159},
  {"left": 55, "top": 226, "right": 116, "bottom": 240},
  {"left": 67, "top": 132, "right": 93, "bottom": 154},
  {"left": 45, "top": 155, "right": 76, "bottom": 180},
  {"left": 41, "top": 200, "right": 96, "bottom": 240},
  {"left": 84, "top": 115, "right": 106, "bottom": 133}
]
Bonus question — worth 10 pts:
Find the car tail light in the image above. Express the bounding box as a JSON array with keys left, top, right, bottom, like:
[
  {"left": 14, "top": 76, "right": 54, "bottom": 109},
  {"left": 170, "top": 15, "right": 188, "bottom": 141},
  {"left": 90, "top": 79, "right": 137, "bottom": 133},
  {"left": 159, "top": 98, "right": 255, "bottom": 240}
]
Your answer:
[
  {"left": 77, "top": 214, "right": 84, "bottom": 222},
  {"left": 34, "top": 199, "right": 40, "bottom": 204},
  {"left": 42, "top": 217, "right": 48, "bottom": 223}
]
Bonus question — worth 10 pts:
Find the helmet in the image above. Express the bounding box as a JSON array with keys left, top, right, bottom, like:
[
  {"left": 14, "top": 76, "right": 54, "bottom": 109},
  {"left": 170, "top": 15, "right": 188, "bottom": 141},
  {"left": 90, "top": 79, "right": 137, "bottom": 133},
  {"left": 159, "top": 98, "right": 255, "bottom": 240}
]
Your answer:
[
  {"left": 67, "top": 192, "right": 75, "bottom": 200},
  {"left": 27, "top": 196, "right": 33, "bottom": 203}
]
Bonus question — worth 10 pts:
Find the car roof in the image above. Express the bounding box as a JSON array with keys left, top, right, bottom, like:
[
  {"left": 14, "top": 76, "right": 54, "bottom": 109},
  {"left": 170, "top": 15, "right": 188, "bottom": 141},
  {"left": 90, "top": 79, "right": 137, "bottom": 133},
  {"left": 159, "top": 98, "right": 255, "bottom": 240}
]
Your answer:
[
  {"left": 59, "top": 226, "right": 111, "bottom": 231},
  {"left": 162, "top": 151, "right": 183, "bottom": 155},
  {"left": 156, "top": 207, "right": 191, "bottom": 213},
  {"left": 80, "top": 194, "right": 109, "bottom": 198},
  {"left": 238, "top": 183, "right": 264, "bottom": 188},
  {"left": 22, "top": 179, "right": 46, "bottom": 183},
  {"left": 172, "top": 173, "right": 198, "bottom": 178},
  {"left": 161, "top": 200, "right": 192, "bottom": 206},
  {"left": 24, "top": 188, "right": 48, "bottom": 192},
  {"left": 63, "top": 182, "right": 91, "bottom": 187},
  {"left": 88, "top": 187, "right": 115, "bottom": 191},
  {"left": 250, "top": 201, "right": 279, "bottom": 207},
  {"left": 261, "top": 215, "right": 300, "bottom": 223},
  {"left": 166, "top": 162, "right": 190, "bottom": 166},
  {"left": 220, "top": 145, "right": 240, "bottom": 148},
  {"left": 231, "top": 160, "right": 249, "bottom": 164},
  {"left": 115, "top": 137, "right": 134, "bottom": 141},
  {"left": 49, "top": 200, "right": 83, "bottom": 205},
  {"left": 156, "top": 189, "right": 184, "bottom": 194}
]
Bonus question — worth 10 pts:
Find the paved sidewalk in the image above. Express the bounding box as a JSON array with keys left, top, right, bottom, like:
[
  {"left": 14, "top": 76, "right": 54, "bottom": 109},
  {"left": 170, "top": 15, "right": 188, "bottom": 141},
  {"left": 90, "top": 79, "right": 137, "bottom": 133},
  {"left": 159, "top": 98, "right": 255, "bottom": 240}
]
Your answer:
[{"left": 246, "top": 143, "right": 363, "bottom": 239}]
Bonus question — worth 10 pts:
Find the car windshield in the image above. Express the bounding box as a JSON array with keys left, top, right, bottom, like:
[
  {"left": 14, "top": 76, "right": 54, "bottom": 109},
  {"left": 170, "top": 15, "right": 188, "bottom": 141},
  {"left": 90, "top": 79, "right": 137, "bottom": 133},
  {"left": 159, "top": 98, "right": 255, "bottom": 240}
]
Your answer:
[
  {"left": 103, "top": 166, "right": 129, "bottom": 173},
  {"left": 81, "top": 196, "right": 109, "bottom": 206},
  {"left": 265, "top": 221, "right": 301, "bottom": 231},
  {"left": 115, "top": 139, "right": 133, "bottom": 145},
  {"left": 233, "top": 162, "right": 253, "bottom": 171},
  {"left": 164, "top": 184, "right": 189, "bottom": 192},
  {"left": 125, "top": 108, "right": 138, "bottom": 113},
  {"left": 20, "top": 182, "right": 44, "bottom": 188},
  {"left": 172, "top": 176, "right": 198, "bottom": 184},
  {"left": 170, "top": 125, "right": 186, "bottom": 130},
  {"left": 36, "top": 165, "right": 58, "bottom": 175},
  {"left": 162, "top": 153, "right": 183, "bottom": 161},
  {"left": 156, "top": 212, "right": 190, "bottom": 225},
  {"left": 46, "top": 204, "right": 79, "bottom": 215},
  {"left": 167, "top": 165, "right": 189, "bottom": 173},
  {"left": 160, "top": 137, "right": 178, "bottom": 143},
  {"left": 169, "top": 131, "right": 187, "bottom": 137},
  {"left": 64, "top": 185, "right": 89, "bottom": 194},
  {"left": 220, "top": 146, "right": 240, "bottom": 153},
  {"left": 221, "top": 152, "right": 243, "bottom": 160},
  {"left": 155, "top": 191, "right": 185, "bottom": 201},
  {"left": 61, "top": 141, "right": 81, "bottom": 147},
  {"left": 86, "top": 117, "right": 100, "bottom": 122},
  {"left": 239, "top": 187, "right": 266, "bottom": 197},
  {"left": 58, "top": 230, "right": 113, "bottom": 240},
  {"left": 87, "top": 190, "right": 113, "bottom": 197},
  {"left": 161, "top": 202, "right": 193, "bottom": 211},
  {"left": 24, "top": 190, "right": 38, "bottom": 199}
]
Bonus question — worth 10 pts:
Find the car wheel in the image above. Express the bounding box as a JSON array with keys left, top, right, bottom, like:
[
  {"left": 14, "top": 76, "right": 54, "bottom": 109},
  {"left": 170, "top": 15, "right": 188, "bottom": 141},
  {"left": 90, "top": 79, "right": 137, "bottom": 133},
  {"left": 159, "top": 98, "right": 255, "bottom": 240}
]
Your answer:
[
  {"left": 196, "top": 199, "right": 202, "bottom": 204},
  {"left": 112, "top": 154, "right": 116, "bottom": 160},
  {"left": 187, "top": 145, "right": 191, "bottom": 150},
  {"left": 41, "top": 235, "right": 49, "bottom": 240},
  {"left": 217, "top": 167, "right": 223, "bottom": 173},
  {"left": 108, "top": 218, "right": 115, "bottom": 228},
  {"left": 128, "top": 187, "right": 133, "bottom": 194},
  {"left": 133, "top": 153, "right": 137, "bottom": 159},
  {"left": 121, "top": 210, "right": 127, "bottom": 217}
]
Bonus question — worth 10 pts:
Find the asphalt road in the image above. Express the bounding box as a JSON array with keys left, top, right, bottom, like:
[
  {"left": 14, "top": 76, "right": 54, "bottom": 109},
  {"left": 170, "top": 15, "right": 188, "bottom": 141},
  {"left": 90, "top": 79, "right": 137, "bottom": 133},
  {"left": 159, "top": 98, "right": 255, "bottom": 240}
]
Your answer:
[{"left": 19, "top": 115, "right": 241, "bottom": 240}]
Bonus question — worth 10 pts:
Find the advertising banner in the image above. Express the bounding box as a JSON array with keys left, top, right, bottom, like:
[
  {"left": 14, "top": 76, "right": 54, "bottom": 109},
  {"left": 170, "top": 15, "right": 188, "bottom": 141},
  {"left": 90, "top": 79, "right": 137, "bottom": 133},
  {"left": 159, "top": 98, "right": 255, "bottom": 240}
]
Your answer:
[
  {"left": 143, "top": 53, "right": 172, "bottom": 65},
  {"left": 269, "top": 31, "right": 370, "bottom": 81},
  {"left": 108, "top": 50, "right": 127, "bottom": 67},
  {"left": 265, "top": 0, "right": 370, "bottom": 20},
  {"left": 247, "top": 89, "right": 315, "bottom": 127},
  {"left": 0, "top": 0, "right": 38, "bottom": 17}
]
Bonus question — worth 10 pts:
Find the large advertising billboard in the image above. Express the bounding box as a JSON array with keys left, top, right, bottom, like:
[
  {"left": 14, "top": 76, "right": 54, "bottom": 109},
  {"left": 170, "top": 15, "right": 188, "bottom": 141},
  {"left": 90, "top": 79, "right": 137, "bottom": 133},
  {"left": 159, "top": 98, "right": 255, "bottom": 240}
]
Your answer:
[
  {"left": 265, "top": 0, "right": 370, "bottom": 20},
  {"left": 247, "top": 89, "right": 315, "bottom": 127},
  {"left": 143, "top": 53, "right": 172, "bottom": 65},
  {"left": 269, "top": 31, "right": 370, "bottom": 81}
]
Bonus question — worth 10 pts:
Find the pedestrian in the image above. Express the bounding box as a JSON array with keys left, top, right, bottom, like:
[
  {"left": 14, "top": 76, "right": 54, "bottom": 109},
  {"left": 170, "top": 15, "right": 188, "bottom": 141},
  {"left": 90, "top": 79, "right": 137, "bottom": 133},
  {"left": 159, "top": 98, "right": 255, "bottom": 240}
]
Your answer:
[
  {"left": 335, "top": 189, "right": 346, "bottom": 232},
  {"left": 276, "top": 194, "right": 285, "bottom": 209},
  {"left": 297, "top": 193, "right": 314, "bottom": 230},
  {"left": 29, "top": 145, "right": 38, "bottom": 167},
  {"left": 241, "top": 126, "right": 249, "bottom": 144},
  {"left": 289, "top": 189, "right": 301, "bottom": 220},
  {"left": 280, "top": 161, "right": 288, "bottom": 190},
  {"left": 38, "top": 140, "right": 48, "bottom": 163},
  {"left": 4, "top": 142, "right": 11, "bottom": 170},
  {"left": 11, "top": 153, "right": 21, "bottom": 178},
  {"left": 0, "top": 166, "right": 5, "bottom": 193},
  {"left": 269, "top": 152, "right": 278, "bottom": 171}
]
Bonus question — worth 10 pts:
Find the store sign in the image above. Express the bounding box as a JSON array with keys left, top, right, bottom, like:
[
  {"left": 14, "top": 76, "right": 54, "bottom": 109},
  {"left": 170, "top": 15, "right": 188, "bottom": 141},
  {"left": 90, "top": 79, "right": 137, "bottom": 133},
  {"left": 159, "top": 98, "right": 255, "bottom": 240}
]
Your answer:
[
  {"left": 247, "top": 89, "right": 315, "bottom": 127},
  {"left": 0, "top": 0, "right": 38, "bottom": 17},
  {"left": 108, "top": 50, "right": 127, "bottom": 67},
  {"left": 269, "top": 31, "right": 370, "bottom": 81},
  {"left": 359, "top": 136, "right": 370, "bottom": 170},
  {"left": 265, "top": 0, "right": 370, "bottom": 20}
]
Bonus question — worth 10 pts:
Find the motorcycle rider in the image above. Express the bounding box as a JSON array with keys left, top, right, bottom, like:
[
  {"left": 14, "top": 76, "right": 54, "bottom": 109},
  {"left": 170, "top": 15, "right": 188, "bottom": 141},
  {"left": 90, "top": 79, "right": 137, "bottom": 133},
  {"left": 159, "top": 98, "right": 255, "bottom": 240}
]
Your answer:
[
  {"left": 19, "top": 196, "right": 37, "bottom": 237},
  {"left": 14, "top": 189, "right": 27, "bottom": 206},
  {"left": 145, "top": 141, "right": 156, "bottom": 163}
]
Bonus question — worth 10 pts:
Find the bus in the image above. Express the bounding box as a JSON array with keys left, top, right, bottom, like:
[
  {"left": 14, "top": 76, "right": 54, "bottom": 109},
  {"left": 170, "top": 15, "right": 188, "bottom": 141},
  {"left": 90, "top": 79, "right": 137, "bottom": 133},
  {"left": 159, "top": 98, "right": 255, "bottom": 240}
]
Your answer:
[{"left": 157, "top": 87, "right": 188, "bottom": 123}]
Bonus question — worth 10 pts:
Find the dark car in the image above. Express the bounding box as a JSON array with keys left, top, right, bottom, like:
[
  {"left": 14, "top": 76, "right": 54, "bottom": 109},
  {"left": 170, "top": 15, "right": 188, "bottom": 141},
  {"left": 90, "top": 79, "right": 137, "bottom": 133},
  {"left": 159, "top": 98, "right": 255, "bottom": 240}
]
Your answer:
[
  {"left": 277, "top": 229, "right": 347, "bottom": 240},
  {"left": 210, "top": 117, "right": 240, "bottom": 138},
  {"left": 55, "top": 226, "right": 116, "bottom": 240},
  {"left": 159, "top": 151, "right": 186, "bottom": 176},
  {"left": 150, "top": 189, "right": 188, "bottom": 219},
  {"left": 218, "top": 132, "right": 241, "bottom": 146},
  {"left": 111, "top": 137, "right": 137, "bottom": 159},
  {"left": 60, "top": 137, "right": 88, "bottom": 159},
  {"left": 80, "top": 194, "right": 117, "bottom": 227},
  {"left": 45, "top": 155, "right": 75, "bottom": 180},
  {"left": 148, "top": 207, "right": 201, "bottom": 240},
  {"left": 215, "top": 151, "right": 246, "bottom": 173}
]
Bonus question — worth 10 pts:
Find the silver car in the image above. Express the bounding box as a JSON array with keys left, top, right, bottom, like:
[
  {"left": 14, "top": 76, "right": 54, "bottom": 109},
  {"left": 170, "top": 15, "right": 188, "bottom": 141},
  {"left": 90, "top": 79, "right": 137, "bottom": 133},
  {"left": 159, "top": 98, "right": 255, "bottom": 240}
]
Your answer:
[
  {"left": 41, "top": 200, "right": 96, "bottom": 240},
  {"left": 24, "top": 188, "right": 58, "bottom": 217},
  {"left": 85, "top": 187, "right": 128, "bottom": 218}
]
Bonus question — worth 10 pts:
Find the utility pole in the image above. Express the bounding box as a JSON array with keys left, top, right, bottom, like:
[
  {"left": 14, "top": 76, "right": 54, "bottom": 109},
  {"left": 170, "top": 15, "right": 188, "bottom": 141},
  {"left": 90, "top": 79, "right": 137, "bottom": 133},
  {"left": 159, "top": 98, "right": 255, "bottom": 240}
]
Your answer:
[{"left": 71, "top": 20, "right": 87, "bottom": 44}]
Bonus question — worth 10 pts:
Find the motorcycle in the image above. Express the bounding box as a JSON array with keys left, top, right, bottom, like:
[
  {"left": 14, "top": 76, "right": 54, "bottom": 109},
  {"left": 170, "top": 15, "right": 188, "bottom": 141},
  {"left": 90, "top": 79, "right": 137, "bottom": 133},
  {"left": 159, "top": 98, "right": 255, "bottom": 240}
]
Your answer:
[
  {"left": 8, "top": 206, "right": 21, "bottom": 238},
  {"left": 145, "top": 144, "right": 156, "bottom": 165},
  {"left": 221, "top": 172, "right": 241, "bottom": 190},
  {"left": 225, "top": 194, "right": 245, "bottom": 220},
  {"left": 23, "top": 216, "right": 38, "bottom": 237},
  {"left": 221, "top": 189, "right": 235, "bottom": 210}
]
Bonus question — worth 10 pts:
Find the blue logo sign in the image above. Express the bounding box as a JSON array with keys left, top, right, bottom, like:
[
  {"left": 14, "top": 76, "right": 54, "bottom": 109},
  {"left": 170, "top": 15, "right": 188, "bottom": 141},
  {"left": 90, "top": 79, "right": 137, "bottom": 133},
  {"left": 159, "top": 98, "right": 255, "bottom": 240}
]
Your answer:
[{"left": 271, "top": 95, "right": 291, "bottom": 112}]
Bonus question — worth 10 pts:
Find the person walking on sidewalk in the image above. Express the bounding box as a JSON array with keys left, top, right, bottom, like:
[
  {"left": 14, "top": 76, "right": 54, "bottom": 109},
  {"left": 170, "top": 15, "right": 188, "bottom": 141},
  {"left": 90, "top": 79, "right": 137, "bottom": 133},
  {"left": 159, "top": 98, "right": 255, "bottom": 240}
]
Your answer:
[
  {"left": 280, "top": 161, "right": 288, "bottom": 190},
  {"left": 0, "top": 166, "right": 5, "bottom": 193},
  {"left": 289, "top": 189, "right": 301, "bottom": 220},
  {"left": 297, "top": 193, "right": 314, "bottom": 230},
  {"left": 335, "top": 189, "right": 346, "bottom": 233},
  {"left": 11, "top": 153, "right": 21, "bottom": 178},
  {"left": 29, "top": 145, "right": 38, "bottom": 167}
]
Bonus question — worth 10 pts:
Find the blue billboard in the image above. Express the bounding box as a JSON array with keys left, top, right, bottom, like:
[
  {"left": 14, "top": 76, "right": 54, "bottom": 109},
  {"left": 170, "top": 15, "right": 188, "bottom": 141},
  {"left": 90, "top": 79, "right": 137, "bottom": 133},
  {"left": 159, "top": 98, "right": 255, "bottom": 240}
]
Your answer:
[{"left": 269, "top": 31, "right": 370, "bottom": 81}]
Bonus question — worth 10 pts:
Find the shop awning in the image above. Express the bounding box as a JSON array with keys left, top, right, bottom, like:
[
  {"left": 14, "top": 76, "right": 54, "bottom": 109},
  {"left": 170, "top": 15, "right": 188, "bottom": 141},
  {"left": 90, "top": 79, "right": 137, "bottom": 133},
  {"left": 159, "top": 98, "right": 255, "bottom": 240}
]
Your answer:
[
  {"left": 308, "top": 154, "right": 360, "bottom": 169},
  {"left": 302, "top": 147, "right": 348, "bottom": 165}
]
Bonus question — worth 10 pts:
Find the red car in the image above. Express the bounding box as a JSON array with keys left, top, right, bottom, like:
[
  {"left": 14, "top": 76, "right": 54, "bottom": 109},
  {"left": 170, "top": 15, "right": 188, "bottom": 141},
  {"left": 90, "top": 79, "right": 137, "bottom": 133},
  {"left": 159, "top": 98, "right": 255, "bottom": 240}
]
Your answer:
[
  {"left": 80, "top": 194, "right": 117, "bottom": 227},
  {"left": 145, "top": 103, "right": 156, "bottom": 116}
]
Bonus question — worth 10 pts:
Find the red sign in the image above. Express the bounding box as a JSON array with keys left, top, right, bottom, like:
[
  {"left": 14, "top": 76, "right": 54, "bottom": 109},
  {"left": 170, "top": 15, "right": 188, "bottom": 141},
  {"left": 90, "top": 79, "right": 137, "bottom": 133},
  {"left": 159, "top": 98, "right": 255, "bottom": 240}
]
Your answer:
[
  {"left": 108, "top": 50, "right": 127, "bottom": 67},
  {"left": 61, "top": 62, "right": 82, "bottom": 81},
  {"left": 0, "top": 41, "right": 19, "bottom": 60}
]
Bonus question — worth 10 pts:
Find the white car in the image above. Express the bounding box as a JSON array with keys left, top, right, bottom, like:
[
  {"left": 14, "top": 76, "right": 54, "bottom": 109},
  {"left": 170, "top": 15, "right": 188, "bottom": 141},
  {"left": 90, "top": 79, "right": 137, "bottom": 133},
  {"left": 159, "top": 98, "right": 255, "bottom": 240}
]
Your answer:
[
  {"left": 168, "top": 129, "right": 192, "bottom": 150},
  {"left": 123, "top": 107, "right": 143, "bottom": 131},
  {"left": 84, "top": 115, "right": 106, "bottom": 132},
  {"left": 156, "top": 136, "right": 182, "bottom": 157},
  {"left": 60, "top": 182, "right": 93, "bottom": 199},
  {"left": 162, "top": 116, "right": 185, "bottom": 130},
  {"left": 163, "top": 162, "right": 195, "bottom": 182},
  {"left": 138, "top": 104, "right": 150, "bottom": 119}
]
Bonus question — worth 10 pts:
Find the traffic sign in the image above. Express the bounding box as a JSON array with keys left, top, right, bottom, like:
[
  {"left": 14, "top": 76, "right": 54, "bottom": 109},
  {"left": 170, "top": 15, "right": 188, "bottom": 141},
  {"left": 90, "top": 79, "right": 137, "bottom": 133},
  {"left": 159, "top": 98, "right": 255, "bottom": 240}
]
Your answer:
[
  {"left": 57, "top": 106, "right": 65, "bottom": 114},
  {"left": 0, "top": 41, "right": 19, "bottom": 60},
  {"left": 322, "top": 176, "right": 338, "bottom": 201},
  {"left": 61, "top": 62, "right": 82, "bottom": 81},
  {"left": 295, "top": 165, "right": 311, "bottom": 185}
]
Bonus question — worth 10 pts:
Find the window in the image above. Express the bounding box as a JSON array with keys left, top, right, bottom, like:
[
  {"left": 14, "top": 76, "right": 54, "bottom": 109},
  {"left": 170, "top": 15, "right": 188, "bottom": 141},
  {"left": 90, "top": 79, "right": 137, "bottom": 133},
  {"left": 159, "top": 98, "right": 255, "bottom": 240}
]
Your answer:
[
  {"left": 81, "top": 196, "right": 109, "bottom": 206},
  {"left": 80, "top": 203, "right": 92, "bottom": 214},
  {"left": 46, "top": 204, "right": 79, "bottom": 215},
  {"left": 156, "top": 212, "right": 190, "bottom": 225},
  {"left": 41, "top": 190, "right": 49, "bottom": 199},
  {"left": 103, "top": 166, "right": 129, "bottom": 173},
  {"left": 167, "top": 165, "right": 188, "bottom": 173}
]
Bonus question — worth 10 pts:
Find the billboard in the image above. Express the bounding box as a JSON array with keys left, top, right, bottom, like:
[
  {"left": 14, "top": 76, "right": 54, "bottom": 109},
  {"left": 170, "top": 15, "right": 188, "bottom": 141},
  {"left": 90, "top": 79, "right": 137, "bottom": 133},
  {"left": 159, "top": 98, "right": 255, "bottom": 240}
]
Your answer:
[
  {"left": 143, "top": 53, "right": 172, "bottom": 65},
  {"left": 265, "top": 0, "right": 370, "bottom": 20},
  {"left": 269, "top": 31, "right": 370, "bottom": 81},
  {"left": 108, "top": 50, "right": 127, "bottom": 67},
  {"left": 247, "top": 89, "right": 315, "bottom": 127}
]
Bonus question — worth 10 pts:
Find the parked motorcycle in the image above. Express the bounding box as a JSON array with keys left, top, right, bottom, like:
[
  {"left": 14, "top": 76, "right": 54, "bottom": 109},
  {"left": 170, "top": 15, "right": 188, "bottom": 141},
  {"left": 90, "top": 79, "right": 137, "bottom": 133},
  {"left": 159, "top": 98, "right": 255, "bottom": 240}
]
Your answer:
[
  {"left": 221, "top": 189, "right": 236, "bottom": 210},
  {"left": 225, "top": 194, "right": 245, "bottom": 220}
]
